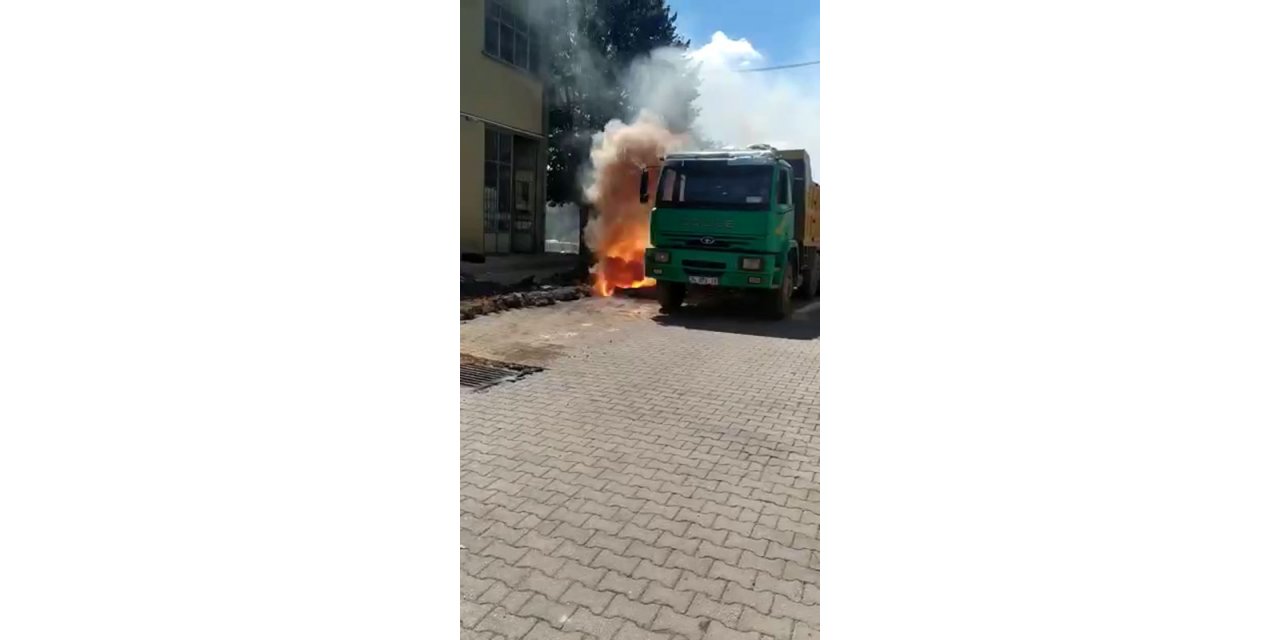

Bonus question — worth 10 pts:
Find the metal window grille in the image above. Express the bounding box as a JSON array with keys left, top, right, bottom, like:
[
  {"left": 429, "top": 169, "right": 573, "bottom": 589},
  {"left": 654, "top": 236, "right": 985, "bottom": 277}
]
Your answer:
[{"left": 484, "top": 128, "right": 513, "bottom": 234}]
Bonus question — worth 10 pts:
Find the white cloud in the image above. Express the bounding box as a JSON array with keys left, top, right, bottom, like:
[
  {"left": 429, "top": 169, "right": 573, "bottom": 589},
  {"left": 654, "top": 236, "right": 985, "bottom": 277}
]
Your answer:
[
  {"left": 688, "top": 31, "right": 763, "bottom": 69},
  {"left": 684, "top": 32, "right": 821, "bottom": 180}
]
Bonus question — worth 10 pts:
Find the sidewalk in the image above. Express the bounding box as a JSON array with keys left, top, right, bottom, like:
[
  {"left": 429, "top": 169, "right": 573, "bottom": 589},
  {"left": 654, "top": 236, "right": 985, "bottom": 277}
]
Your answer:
[{"left": 460, "top": 253, "right": 579, "bottom": 286}]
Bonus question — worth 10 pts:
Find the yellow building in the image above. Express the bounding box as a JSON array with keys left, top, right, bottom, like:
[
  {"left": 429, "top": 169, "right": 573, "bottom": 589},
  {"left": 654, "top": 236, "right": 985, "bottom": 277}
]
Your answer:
[{"left": 460, "top": 0, "right": 547, "bottom": 255}]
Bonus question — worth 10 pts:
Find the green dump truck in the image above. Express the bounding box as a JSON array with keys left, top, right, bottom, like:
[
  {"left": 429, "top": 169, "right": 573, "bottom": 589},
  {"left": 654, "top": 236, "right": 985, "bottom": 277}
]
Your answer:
[{"left": 640, "top": 145, "right": 820, "bottom": 319}]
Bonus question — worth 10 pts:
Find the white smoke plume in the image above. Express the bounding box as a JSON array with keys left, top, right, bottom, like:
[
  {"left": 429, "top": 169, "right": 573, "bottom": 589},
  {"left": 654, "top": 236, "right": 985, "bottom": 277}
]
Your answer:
[
  {"left": 524, "top": 0, "right": 820, "bottom": 176},
  {"left": 623, "top": 31, "right": 821, "bottom": 179},
  {"left": 684, "top": 31, "right": 821, "bottom": 180}
]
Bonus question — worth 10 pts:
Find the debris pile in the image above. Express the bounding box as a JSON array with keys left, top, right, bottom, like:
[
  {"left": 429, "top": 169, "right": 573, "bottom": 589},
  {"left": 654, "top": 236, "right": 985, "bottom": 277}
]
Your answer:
[{"left": 460, "top": 270, "right": 591, "bottom": 322}]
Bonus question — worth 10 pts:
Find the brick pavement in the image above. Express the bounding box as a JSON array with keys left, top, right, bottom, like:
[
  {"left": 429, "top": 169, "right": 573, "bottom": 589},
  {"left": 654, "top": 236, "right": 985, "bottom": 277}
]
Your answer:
[{"left": 462, "top": 299, "right": 819, "bottom": 639}]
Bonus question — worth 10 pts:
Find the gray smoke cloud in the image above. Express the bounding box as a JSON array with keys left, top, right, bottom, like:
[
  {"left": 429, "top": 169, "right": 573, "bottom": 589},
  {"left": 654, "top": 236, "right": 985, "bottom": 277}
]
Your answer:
[
  {"left": 617, "top": 33, "right": 821, "bottom": 180},
  {"left": 670, "top": 31, "right": 821, "bottom": 179},
  {"left": 526, "top": 1, "right": 820, "bottom": 188}
]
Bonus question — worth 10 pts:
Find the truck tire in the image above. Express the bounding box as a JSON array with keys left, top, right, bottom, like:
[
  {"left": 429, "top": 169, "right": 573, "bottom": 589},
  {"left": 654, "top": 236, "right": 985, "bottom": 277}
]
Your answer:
[
  {"left": 799, "top": 250, "right": 819, "bottom": 299},
  {"left": 657, "top": 281, "right": 686, "bottom": 313},
  {"left": 768, "top": 263, "right": 794, "bottom": 320}
]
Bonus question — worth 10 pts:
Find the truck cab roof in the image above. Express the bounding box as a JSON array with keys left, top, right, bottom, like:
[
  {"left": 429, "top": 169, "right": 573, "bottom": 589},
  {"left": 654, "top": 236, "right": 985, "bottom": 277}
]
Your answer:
[
  {"left": 664, "top": 149, "right": 779, "bottom": 163},
  {"left": 660, "top": 147, "right": 815, "bottom": 187},
  {"left": 664, "top": 147, "right": 809, "bottom": 168}
]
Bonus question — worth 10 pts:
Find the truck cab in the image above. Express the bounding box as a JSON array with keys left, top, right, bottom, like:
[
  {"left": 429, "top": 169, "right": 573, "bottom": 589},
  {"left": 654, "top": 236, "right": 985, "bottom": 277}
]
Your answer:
[{"left": 641, "top": 145, "right": 820, "bottom": 318}]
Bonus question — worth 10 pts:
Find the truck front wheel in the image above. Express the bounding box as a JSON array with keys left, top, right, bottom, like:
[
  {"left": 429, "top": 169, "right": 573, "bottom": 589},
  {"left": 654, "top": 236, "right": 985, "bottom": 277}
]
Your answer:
[
  {"left": 657, "top": 281, "right": 686, "bottom": 313},
  {"left": 768, "top": 263, "right": 795, "bottom": 320}
]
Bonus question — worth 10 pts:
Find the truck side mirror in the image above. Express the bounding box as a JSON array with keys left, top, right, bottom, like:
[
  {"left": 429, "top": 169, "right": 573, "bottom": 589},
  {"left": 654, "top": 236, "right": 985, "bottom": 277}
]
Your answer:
[{"left": 639, "top": 170, "right": 650, "bottom": 203}]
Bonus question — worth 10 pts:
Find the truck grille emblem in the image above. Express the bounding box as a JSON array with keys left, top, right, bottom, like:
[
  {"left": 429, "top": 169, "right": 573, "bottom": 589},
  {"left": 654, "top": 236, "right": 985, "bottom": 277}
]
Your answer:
[{"left": 700, "top": 236, "right": 716, "bottom": 245}]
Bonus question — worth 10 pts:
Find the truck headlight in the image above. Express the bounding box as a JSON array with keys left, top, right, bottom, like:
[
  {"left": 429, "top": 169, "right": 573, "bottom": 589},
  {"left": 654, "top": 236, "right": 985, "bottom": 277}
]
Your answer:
[
  {"left": 653, "top": 250, "right": 671, "bottom": 264},
  {"left": 740, "top": 257, "right": 763, "bottom": 271}
]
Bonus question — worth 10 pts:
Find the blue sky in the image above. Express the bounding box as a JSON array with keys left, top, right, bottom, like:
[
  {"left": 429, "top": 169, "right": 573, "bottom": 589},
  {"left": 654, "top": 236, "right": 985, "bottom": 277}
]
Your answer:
[
  {"left": 667, "top": 0, "right": 820, "bottom": 93},
  {"left": 663, "top": 0, "right": 821, "bottom": 177}
]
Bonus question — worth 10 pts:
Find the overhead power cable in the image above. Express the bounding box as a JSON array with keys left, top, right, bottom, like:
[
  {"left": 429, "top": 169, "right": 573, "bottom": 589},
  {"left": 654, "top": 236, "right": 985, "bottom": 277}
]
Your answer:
[{"left": 732, "top": 60, "right": 819, "bottom": 72}]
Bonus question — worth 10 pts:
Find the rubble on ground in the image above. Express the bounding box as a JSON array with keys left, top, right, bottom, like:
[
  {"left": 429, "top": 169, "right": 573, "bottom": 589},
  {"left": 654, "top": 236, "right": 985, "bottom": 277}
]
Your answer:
[{"left": 460, "top": 270, "right": 591, "bottom": 322}]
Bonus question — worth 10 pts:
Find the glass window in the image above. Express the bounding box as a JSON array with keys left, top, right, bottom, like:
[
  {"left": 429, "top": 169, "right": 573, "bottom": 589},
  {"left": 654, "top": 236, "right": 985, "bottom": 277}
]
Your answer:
[
  {"left": 484, "top": 126, "right": 518, "bottom": 233},
  {"left": 483, "top": 187, "right": 497, "bottom": 231},
  {"left": 498, "top": 165, "right": 511, "bottom": 212},
  {"left": 498, "top": 132, "right": 512, "bottom": 164},
  {"left": 657, "top": 162, "right": 774, "bottom": 211},
  {"left": 484, "top": 0, "right": 536, "bottom": 72},
  {"left": 500, "top": 24, "right": 514, "bottom": 62},
  {"left": 485, "top": 129, "right": 498, "bottom": 161},
  {"left": 514, "top": 32, "right": 528, "bottom": 68},
  {"left": 528, "top": 29, "right": 539, "bottom": 72},
  {"left": 484, "top": 18, "right": 499, "bottom": 55},
  {"left": 788, "top": 160, "right": 806, "bottom": 212},
  {"left": 660, "top": 169, "right": 676, "bottom": 201}
]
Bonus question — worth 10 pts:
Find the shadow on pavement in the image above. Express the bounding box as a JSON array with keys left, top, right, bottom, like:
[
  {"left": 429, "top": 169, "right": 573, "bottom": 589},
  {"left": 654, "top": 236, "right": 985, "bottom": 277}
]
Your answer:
[{"left": 652, "top": 296, "right": 820, "bottom": 340}]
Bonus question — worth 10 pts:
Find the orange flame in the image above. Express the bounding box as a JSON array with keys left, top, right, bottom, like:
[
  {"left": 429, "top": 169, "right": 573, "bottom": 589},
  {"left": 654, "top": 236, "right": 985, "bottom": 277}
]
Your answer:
[
  {"left": 589, "top": 211, "right": 659, "bottom": 296},
  {"left": 584, "top": 113, "right": 686, "bottom": 297},
  {"left": 592, "top": 257, "right": 657, "bottom": 297}
]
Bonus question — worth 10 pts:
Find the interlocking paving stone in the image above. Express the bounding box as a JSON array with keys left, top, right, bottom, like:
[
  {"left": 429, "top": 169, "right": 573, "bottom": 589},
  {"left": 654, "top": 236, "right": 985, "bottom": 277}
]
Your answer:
[
  {"left": 652, "top": 605, "right": 706, "bottom": 638},
  {"left": 461, "top": 601, "right": 493, "bottom": 629},
  {"left": 604, "top": 593, "right": 662, "bottom": 627},
  {"left": 739, "top": 605, "right": 794, "bottom": 638},
  {"left": 523, "top": 620, "right": 585, "bottom": 640},
  {"left": 461, "top": 299, "right": 819, "bottom": 639},
  {"left": 772, "top": 594, "right": 820, "bottom": 627},
  {"left": 561, "top": 608, "right": 625, "bottom": 638},
  {"left": 792, "top": 622, "right": 819, "bottom": 640},
  {"left": 517, "top": 593, "right": 576, "bottom": 628},
  {"left": 722, "top": 581, "right": 773, "bottom": 615},
  {"left": 473, "top": 606, "right": 536, "bottom": 638},
  {"left": 703, "top": 620, "right": 763, "bottom": 640}
]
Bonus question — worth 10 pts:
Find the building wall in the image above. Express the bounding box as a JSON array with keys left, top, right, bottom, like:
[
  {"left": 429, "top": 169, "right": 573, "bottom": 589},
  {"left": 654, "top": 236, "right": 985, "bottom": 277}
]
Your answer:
[
  {"left": 459, "top": 0, "right": 544, "bottom": 135},
  {"left": 460, "top": 118, "right": 485, "bottom": 254},
  {"left": 460, "top": 0, "right": 546, "bottom": 255}
]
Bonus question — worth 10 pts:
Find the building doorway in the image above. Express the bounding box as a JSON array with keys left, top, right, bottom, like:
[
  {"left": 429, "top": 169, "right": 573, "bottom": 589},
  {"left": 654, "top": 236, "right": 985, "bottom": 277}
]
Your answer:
[{"left": 483, "top": 126, "right": 540, "bottom": 254}]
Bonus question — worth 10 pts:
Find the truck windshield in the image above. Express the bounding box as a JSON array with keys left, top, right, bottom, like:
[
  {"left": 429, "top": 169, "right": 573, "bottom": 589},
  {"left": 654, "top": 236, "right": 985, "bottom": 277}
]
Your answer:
[{"left": 656, "top": 162, "right": 773, "bottom": 211}]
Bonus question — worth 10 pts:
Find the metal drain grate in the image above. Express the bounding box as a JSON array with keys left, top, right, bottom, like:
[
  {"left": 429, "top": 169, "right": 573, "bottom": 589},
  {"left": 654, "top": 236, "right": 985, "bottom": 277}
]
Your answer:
[{"left": 460, "top": 355, "right": 542, "bottom": 390}]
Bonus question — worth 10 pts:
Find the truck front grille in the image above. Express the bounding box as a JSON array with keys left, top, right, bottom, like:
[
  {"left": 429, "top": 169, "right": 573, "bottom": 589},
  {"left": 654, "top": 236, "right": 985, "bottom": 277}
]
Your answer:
[
  {"left": 684, "top": 267, "right": 725, "bottom": 278},
  {"left": 682, "top": 259, "right": 727, "bottom": 270},
  {"left": 666, "top": 233, "right": 754, "bottom": 250}
]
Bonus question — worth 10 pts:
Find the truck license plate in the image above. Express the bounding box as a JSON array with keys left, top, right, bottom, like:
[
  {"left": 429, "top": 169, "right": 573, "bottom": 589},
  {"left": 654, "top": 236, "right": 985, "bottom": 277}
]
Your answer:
[{"left": 689, "top": 276, "right": 719, "bottom": 286}]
